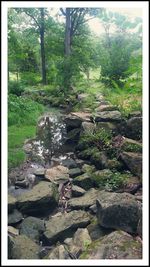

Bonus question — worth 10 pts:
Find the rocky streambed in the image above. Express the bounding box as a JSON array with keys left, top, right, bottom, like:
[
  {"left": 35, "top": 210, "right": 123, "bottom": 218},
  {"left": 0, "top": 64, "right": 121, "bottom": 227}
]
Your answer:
[{"left": 8, "top": 95, "right": 143, "bottom": 260}]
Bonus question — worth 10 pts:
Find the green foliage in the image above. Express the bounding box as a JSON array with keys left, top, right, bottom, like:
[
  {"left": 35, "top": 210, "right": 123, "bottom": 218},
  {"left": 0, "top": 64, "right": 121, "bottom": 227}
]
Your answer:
[
  {"left": 8, "top": 94, "right": 44, "bottom": 126},
  {"left": 20, "top": 72, "right": 41, "bottom": 85},
  {"left": 8, "top": 81, "right": 25, "bottom": 96}
]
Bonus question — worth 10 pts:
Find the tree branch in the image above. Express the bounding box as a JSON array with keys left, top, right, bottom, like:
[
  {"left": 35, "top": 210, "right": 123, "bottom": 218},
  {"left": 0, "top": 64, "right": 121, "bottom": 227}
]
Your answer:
[
  {"left": 23, "top": 10, "right": 41, "bottom": 29},
  {"left": 60, "top": 8, "right": 66, "bottom": 16}
]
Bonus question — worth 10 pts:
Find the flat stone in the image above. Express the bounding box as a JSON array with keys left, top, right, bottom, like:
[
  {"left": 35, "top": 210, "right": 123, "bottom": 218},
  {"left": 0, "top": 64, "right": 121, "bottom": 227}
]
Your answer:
[
  {"left": 71, "top": 112, "right": 92, "bottom": 122},
  {"left": 43, "top": 210, "right": 90, "bottom": 244},
  {"left": 45, "top": 165, "right": 69, "bottom": 184},
  {"left": 33, "top": 168, "right": 46, "bottom": 176},
  {"left": 72, "top": 185, "right": 86, "bottom": 197},
  {"left": 94, "top": 110, "right": 122, "bottom": 122},
  {"left": 68, "top": 188, "right": 98, "bottom": 210},
  {"left": 69, "top": 168, "right": 83, "bottom": 178},
  {"left": 8, "top": 226, "right": 19, "bottom": 237},
  {"left": 17, "top": 181, "right": 58, "bottom": 215},
  {"left": 96, "top": 105, "right": 118, "bottom": 112}
]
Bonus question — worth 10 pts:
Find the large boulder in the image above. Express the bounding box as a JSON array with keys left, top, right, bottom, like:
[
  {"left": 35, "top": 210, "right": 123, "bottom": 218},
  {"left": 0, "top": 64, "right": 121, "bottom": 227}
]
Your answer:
[
  {"left": 126, "top": 117, "right": 142, "bottom": 140},
  {"left": 11, "top": 235, "right": 40, "bottom": 259},
  {"left": 120, "top": 152, "right": 142, "bottom": 179},
  {"left": 45, "top": 165, "right": 69, "bottom": 184},
  {"left": 96, "top": 190, "right": 141, "bottom": 234},
  {"left": 62, "top": 158, "right": 77, "bottom": 169},
  {"left": 17, "top": 181, "right": 58, "bottom": 215},
  {"left": 80, "top": 230, "right": 142, "bottom": 259},
  {"left": 93, "top": 110, "right": 122, "bottom": 122},
  {"left": 43, "top": 210, "right": 90, "bottom": 244},
  {"left": 19, "top": 216, "right": 45, "bottom": 242},
  {"left": 68, "top": 188, "right": 98, "bottom": 210}
]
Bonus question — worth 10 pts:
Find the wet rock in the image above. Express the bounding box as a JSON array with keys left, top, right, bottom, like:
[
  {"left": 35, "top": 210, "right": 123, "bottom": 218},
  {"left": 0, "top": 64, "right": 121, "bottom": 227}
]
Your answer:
[
  {"left": 126, "top": 117, "right": 142, "bottom": 140},
  {"left": 8, "top": 209, "right": 23, "bottom": 225},
  {"left": 120, "top": 152, "right": 142, "bottom": 179},
  {"left": 11, "top": 235, "right": 40, "bottom": 259},
  {"left": 15, "top": 179, "right": 29, "bottom": 188},
  {"left": 45, "top": 245, "right": 71, "bottom": 259},
  {"left": 81, "top": 122, "right": 95, "bottom": 134},
  {"left": 121, "top": 137, "right": 142, "bottom": 153},
  {"left": 8, "top": 195, "right": 17, "bottom": 213},
  {"left": 17, "top": 181, "right": 58, "bottom": 215},
  {"left": 66, "top": 128, "right": 81, "bottom": 143},
  {"left": 62, "top": 158, "right": 77, "bottom": 169},
  {"left": 64, "top": 115, "right": 82, "bottom": 131},
  {"left": 45, "top": 165, "right": 69, "bottom": 184},
  {"left": 43, "top": 210, "right": 90, "bottom": 244},
  {"left": 68, "top": 188, "right": 98, "bottom": 210},
  {"left": 20, "top": 216, "right": 45, "bottom": 242},
  {"left": 96, "top": 190, "right": 141, "bottom": 234},
  {"left": 73, "top": 173, "right": 95, "bottom": 190},
  {"left": 94, "top": 110, "right": 122, "bottom": 122},
  {"left": 80, "top": 230, "right": 142, "bottom": 259},
  {"left": 72, "top": 185, "right": 86, "bottom": 197},
  {"left": 69, "top": 168, "right": 83, "bottom": 178}
]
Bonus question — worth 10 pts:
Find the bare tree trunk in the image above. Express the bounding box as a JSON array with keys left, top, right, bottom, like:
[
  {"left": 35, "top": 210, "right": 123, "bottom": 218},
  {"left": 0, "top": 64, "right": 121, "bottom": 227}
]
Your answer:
[
  {"left": 65, "top": 8, "right": 71, "bottom": 56},
  {"left": 40, "top": 8, "right": 46, "bottom": 85}
]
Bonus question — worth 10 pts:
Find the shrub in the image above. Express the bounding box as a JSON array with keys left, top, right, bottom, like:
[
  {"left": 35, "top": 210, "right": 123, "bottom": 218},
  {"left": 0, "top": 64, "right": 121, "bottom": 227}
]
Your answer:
[{"left": 8, "top": 81, "right": 25, "bottom": 96}]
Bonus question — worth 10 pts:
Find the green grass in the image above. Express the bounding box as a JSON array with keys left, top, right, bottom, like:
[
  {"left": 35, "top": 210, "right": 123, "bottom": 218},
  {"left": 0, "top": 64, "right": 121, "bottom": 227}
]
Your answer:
[{"left": 8, "top": 125, "right": 37, "bottom": 169}]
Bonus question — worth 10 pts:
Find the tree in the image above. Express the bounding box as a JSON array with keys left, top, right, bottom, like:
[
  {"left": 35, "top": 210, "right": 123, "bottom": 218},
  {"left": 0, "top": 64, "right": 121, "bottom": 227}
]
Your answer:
[{"left": 16, "top": 8, "right": 47, "bottom": 84}]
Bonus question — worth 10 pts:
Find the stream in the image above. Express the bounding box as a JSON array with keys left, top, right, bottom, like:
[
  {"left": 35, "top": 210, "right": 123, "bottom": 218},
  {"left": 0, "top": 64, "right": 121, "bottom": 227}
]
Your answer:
[{"left": 8, "top": 108, "right": 76, "bottom": 197}]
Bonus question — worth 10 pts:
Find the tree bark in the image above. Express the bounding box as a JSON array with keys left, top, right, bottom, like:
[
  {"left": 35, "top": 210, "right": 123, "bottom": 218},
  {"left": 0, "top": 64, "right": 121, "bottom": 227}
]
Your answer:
[
  {"left": 65, "top": 8, "right": 71, "bottom": 56},
  {"left": 40, "top": 8, "right": 46, "bottom": 85}
]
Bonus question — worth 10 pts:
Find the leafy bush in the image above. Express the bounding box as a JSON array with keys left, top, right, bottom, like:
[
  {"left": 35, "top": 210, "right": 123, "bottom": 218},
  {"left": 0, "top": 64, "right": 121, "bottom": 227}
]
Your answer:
[
  {"left": 20, "top": 72, "right": 41, "bottom": 85},
  {"left": 8, "top": 94, "right": 44, "bottom": 126},
  {"left": 8, "top": 80, "right": 25, "bottom": 96}
]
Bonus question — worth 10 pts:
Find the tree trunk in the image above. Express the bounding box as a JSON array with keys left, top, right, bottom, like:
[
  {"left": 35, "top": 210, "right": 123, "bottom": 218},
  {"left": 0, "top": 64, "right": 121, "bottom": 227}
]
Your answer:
[
  {"left": 65, "top": 8, "right": 71, "bottom": 56},
  {"left": 40, "top": 8, "right": 46, "bottom": 85}
]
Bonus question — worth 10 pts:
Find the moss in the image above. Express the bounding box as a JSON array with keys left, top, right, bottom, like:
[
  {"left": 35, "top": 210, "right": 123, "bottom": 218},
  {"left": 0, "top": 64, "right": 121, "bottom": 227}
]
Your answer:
[{"left": 122, "top": 143, "right": 142, "bottom": 153}]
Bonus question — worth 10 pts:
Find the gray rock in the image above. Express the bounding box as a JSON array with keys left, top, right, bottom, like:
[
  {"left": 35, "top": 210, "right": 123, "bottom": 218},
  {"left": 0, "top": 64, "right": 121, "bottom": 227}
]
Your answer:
[
  {"left": 45, "top": 245, "right": 71, "bottom": 259},
  {"left": 94, "top": 110, "right": 122, "bottom": 122},
  {"left": 15, "top": 179, "right": 29, "bottom": 188},
  {"left": 120, "top": 152, "right": 142, "bottom": 179},
  {"left": 8, "top": 209, "right": 23, "bottom": 225},
  {"left": 68, "top": 188, "right": 98, "bottom": 210},
  {"left": 33, "top": 168, "right": 46, "bottom": 176},
  {"left": 72, "top": 185, "right": 86, "bottom": 197},
  {"left": 96, "top": 104, "right": 118, "bottom": 112},
  {"left": 91, "top": 151, "right": 108, "bottom": 170},
  {"left": 81, "top": 122, "right": 95, "bottom": 134},
  {"left": 17, "top": 181, "right": 58, "bottom": 215},
  {"left": 69, "top": 168, "right": 83, "bottom": 178},
  {"left": 19, "top": 216, "right": 45, "bottom": 241},
  {"left": 96, "top": 190, "right": 141, "bottom": 234},
  {"left": 121, "top": 137, "right": 142, "bottom": 153},
  {"left": 62, "top": 158, "right": 77, "bottom": 169},
  {"left": 64, "top": 115, "right": 82, "bottom": 131},
  {"left": 73, "top": 173, "right": 95, "bottom": 190},
  {"left": 80, "top": 230, "right": 142, "bottom": 259},
  {"left": 8, "top": 226, "right": 19, "bottom": 237},
  {"left": 43, "top": 210, "right": 90, "bottom": 244},
  {"left": 8, "top": 195, "right": 17, "bottom": 213},
  {"left": 45, "top": 165, "right": 69, "bottom": 184},
  {"left": 126, "top": 117, "right": 142, "bottom": 140},
  {"left": 96, "top": 121, "right": 118, "bottom": 134},
  {"left": 87, "top": 222, "right": 112, "bottom": 241},
  {"left": 11, "top": 235, "right": 40, "bottom": 259}
]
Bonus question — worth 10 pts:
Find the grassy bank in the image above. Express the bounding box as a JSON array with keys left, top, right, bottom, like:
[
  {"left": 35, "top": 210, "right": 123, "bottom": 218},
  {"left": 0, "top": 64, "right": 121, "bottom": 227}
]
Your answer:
[{"left": 8, "top": 94, "right": 45, "bottom": 170}]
